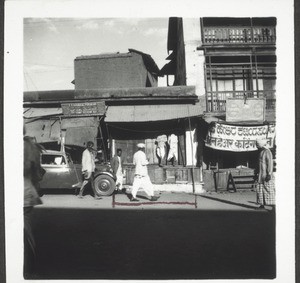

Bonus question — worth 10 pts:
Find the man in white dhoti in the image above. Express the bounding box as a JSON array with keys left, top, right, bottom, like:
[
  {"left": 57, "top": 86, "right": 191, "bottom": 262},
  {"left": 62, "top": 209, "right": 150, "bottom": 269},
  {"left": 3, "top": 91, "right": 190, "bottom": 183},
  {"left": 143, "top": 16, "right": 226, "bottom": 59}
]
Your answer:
[
  {"left": 167, "top": 134, "right": 178, "bottom": 166},
  {"left": 131, "top": 143, "right": 159, "bottom": 202},
  {"left": 156, "top": 134, "right": 167, "bottom": 167}
]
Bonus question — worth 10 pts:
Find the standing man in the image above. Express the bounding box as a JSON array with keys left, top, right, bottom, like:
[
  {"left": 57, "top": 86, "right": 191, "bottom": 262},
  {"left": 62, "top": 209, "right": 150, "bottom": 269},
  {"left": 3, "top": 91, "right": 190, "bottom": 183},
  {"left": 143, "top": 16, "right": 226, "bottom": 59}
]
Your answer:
[
  {"left": 255, "top": 138, "right": 275, "bottom": 209},
  {"left": 24, "top": 128, "right": 44, "bottom": 276},
  {"left": 78, "top": 141, "right": 100, "bottom": 199},
  {"left": 131, "top": 143, "right": 159, "bottom": 202},
  {"left": 167, "top": 134, "right": 178, "bottom": 166},
  {"left": 111, "top": 148, "right": 124, "bottom": 193},
  {"left": 156, "top": 134, "right": 167, "bottom": 167}
]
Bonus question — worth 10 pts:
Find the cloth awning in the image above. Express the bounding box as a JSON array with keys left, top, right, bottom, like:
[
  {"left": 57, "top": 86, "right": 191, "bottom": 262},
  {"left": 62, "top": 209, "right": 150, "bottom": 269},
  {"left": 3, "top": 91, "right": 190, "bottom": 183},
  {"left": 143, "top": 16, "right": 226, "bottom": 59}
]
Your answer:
[
  {"left": 105, "top": 103, "right": 203, "bottom": 122},
  {"left": 23, "top": 107, "right": 62, "bottom": 118},
  {"left": 24, "top": 117, "right": 99, "bottom": 146}
]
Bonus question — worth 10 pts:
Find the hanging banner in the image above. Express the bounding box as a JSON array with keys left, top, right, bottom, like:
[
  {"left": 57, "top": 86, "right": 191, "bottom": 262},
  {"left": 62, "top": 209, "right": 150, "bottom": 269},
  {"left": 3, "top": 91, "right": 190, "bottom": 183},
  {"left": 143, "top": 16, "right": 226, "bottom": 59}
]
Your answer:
[{"left": 205, "top": 123, "right": 276, "bottom": 152}]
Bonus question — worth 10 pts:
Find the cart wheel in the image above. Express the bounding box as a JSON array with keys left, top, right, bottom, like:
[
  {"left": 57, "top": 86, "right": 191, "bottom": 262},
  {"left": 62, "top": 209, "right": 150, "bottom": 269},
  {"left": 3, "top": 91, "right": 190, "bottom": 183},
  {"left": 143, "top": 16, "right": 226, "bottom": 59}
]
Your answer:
[{"left": 93, "top": 175, "right": 115, "bottom": 196}]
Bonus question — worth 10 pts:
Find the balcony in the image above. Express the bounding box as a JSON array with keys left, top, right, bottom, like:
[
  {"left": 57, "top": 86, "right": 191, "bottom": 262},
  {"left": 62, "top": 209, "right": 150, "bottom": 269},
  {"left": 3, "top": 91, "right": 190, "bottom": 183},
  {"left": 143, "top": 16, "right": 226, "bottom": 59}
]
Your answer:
[
  {"left": 202, "top": 26, "right": 276, "bottom": 46},
  {"left": 205, "top": 90, "right": 276, "bottom": 113}
]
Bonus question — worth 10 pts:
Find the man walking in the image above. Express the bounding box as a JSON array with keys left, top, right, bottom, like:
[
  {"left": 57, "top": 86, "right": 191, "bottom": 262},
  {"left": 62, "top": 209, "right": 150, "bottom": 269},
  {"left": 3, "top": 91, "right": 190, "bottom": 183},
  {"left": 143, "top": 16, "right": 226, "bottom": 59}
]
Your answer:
[
  {"left": 111, "top": 148, "right": 124, "bottom": 193},
  {"left": 131, "top": 143, "right": 159, "bottom": 202},
  {"left": 255, "top": 138, "right": 275, "bottom": 209},
  {"left": 78, "top": 141, "right": 100, "bottom": 199}
]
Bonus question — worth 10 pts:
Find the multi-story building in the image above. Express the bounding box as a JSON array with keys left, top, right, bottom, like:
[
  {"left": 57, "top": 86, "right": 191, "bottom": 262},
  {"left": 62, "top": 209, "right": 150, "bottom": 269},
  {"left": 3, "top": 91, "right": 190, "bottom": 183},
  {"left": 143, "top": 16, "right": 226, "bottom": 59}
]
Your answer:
[{"left": 160, "top": 17, "right": 276, "bottom": 189}]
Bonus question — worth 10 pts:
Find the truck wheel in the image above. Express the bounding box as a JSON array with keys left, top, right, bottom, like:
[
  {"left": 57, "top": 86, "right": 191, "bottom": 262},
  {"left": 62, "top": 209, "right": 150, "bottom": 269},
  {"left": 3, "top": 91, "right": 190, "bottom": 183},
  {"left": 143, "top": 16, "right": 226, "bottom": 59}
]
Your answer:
[{"left": 93, "top": 175, "right": 115, "bottom": 196}]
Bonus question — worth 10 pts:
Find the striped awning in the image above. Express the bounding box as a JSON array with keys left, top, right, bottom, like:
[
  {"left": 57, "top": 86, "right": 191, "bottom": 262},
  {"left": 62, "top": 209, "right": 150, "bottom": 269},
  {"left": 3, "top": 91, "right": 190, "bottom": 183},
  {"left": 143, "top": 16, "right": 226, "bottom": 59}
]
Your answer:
[{"left": 105, "top": 103, "right": 203, "bottom": 122}]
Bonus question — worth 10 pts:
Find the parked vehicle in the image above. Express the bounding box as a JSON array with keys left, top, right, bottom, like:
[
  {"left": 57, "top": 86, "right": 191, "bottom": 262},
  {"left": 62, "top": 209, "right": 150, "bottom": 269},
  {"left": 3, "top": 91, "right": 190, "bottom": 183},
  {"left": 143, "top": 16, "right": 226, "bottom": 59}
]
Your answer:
[{"left": 39, "top": 149, "right": 116, "bottom": 196}]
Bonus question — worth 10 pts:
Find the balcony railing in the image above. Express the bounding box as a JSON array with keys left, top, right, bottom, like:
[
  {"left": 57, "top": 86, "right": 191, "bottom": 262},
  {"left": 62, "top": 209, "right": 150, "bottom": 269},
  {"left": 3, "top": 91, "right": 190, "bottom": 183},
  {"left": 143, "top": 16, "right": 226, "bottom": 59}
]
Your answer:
[
  {"left": 202, "top": 26, "right": 276, "bottom": 45},
  {"left": 205, "top": 90, "right": 276, "bottom": 113}
]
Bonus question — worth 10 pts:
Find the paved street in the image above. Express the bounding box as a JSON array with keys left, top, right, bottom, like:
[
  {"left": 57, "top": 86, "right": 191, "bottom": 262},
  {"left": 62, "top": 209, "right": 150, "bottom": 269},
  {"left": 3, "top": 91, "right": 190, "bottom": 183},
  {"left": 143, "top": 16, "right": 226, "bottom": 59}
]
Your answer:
[
  {"left": 28, "top": 188, "right": 276, "bottom": 280},
  {"left": 39, "top": 187, "right": 272, "bottom": 211}
]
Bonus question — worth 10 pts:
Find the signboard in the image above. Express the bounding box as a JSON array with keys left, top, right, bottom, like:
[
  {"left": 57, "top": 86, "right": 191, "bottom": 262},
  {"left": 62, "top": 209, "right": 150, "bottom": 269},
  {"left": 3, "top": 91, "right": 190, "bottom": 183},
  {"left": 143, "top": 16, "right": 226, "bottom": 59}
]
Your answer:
[
  {"left": 62, "top": 102, "right": 106, "bottom": 116},
  {"left": 205, "top": 122, "right": 276, "bottom": 152},
  {"left": 226, "top": 98, "right": 265, "bottom": 122}
]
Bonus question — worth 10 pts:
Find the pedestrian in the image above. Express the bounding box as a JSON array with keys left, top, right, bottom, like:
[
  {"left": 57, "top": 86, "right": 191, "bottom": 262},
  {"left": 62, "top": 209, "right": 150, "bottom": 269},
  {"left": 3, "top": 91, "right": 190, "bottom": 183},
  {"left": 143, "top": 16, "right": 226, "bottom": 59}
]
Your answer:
[
  {"left": 23, "top": 127, "right": 45, "bottom": 276},
  {"left": 111, "top": 148, "right": 124, "bottom": 193},
  {"left": 156, "top": 134, "right": 167, "bottom": 167},
  {"left": 255, "top": 138, "right": 275, "bottom": 209},
  {"left": 78, "top": 141, "right": 100, "bottom": 199},
  {"left": 131, "top": 143, "right": 159, "bottom": 202},
  {"left": 167, "top": 133, "right": 178, "bottom": 166}
]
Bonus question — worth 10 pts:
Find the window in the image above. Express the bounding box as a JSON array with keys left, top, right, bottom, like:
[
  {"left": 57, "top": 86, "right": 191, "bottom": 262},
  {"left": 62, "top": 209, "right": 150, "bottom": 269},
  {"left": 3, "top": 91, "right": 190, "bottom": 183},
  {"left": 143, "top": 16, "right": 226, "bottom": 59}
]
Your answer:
[
  {"left": 204, "top": 55, "right": 276, "bottom": 112},
  {"left": 41, "top": 154, "right": 66, "bottom": 165}
]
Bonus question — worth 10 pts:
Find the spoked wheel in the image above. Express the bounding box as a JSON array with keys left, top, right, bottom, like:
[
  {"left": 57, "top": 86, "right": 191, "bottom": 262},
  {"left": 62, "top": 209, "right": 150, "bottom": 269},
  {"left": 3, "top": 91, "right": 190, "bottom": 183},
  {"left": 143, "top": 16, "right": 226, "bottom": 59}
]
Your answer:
[{"left": 93, "top": 175, "right": 116, "bottom": 196}]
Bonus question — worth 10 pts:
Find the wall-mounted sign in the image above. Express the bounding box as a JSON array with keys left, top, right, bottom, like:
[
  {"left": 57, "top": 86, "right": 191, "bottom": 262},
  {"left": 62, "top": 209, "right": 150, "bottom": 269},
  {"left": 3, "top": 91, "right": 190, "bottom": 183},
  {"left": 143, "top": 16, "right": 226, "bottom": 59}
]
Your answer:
[
  {"left": 205, "top": 122, "right": 276, "bottom": 152},
  {"left": 62, "top": 102, "right": 106, "bottom": 116},
  {"left": 226, "top": 98, "right": 265, "bottom": 122}
]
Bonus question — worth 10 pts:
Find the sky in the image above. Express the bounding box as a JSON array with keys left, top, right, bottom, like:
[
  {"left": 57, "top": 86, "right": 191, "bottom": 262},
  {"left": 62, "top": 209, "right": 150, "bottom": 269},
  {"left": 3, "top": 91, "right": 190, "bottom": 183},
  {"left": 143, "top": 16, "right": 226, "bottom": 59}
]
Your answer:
[{"left": 23, "top": 18, "right": 169, "bottom": 91}]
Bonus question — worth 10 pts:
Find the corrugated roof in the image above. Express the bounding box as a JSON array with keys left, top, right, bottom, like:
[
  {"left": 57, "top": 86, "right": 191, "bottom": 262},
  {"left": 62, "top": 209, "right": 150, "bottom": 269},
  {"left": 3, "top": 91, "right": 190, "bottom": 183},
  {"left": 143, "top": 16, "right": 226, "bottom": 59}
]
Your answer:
[
  {"left": 23, "top": 107, "right": 63, "bottom": 118},
  {"left": 105, "top": 103, "right": 203, "bottom": 122}
]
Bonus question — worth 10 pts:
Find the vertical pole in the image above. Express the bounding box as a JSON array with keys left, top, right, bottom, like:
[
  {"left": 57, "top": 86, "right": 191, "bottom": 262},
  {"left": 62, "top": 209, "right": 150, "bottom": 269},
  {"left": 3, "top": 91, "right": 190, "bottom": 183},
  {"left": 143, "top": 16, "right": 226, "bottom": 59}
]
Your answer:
[
  {"left": 188, "top": 117, "right": 195, "bottom": 194},
  {"left": 99, "top": 116, "right": 108, "bottom": 162},
  {"left": 249, "top": 54, "right": 254, "bottom": 97},
  {"left": 209, "top": 56, "right": 214, "bottom": 111},
  {"left": 204, "top": 59, "right": 209, "bottom": 112},
  {"left": 254, "top": 52, "right": 259, "bottom": 98},
  {"left": 59, "top": 117, "right": 65, "bottom": 153}
]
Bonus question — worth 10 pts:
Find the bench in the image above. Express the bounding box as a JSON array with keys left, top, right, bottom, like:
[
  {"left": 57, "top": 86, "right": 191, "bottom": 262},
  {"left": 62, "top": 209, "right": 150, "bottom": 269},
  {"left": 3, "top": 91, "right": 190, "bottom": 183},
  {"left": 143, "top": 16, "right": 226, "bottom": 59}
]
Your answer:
[
  {"left": 226, "top": 172, "right": 256, "bottom": 192},
  {"left": 213, "top": 169, "right": 255, "bottom": 192}
]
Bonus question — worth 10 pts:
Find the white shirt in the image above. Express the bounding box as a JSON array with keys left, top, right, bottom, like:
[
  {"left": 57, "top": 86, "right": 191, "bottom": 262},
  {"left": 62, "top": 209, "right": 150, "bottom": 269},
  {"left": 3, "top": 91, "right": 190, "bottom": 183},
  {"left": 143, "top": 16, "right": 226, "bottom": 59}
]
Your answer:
[
  {"left": 82, "top": 149, "right": 95, "bottom": 172},
  {"left": 116, "top": 156, "right": 122, "bottom": 176},
  {"left": 133, "top": 150, "right": 149, "bottom": 176}
]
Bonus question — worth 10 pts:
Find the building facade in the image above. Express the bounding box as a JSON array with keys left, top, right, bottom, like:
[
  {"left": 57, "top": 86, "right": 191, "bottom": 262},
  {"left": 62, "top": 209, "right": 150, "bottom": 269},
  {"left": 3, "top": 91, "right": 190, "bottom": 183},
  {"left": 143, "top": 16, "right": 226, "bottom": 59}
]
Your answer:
[
  {"left": 160, "top": 17, "right": 276, "bottom": 190},
  {"left": 24, "top": 48, "right": 204, "bottom": 190}
]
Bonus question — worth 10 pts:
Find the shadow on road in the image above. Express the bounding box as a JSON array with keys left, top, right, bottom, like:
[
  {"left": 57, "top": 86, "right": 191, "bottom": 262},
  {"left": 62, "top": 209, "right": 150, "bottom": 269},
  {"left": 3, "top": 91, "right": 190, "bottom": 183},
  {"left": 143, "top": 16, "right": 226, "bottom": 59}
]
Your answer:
[
  {"left": 26, "top": 207, "right": 276, "bottom": 280},
  {"left": 200, "top": 195, "right": 261, "bottom": 210}
]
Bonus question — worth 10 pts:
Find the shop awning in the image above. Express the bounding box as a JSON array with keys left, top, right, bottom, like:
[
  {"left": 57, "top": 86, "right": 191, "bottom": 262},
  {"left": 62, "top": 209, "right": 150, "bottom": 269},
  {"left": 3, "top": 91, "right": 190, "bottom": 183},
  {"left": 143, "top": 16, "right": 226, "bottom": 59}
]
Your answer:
[
  {"left": 23, "top": 107, "right": 62, "bottom": 118},
  {"left": 24, "top": 117, "right": 99, "bottom": 146},
  {"left": 105, "top": 103, "right": 203, "bottom": 122}
]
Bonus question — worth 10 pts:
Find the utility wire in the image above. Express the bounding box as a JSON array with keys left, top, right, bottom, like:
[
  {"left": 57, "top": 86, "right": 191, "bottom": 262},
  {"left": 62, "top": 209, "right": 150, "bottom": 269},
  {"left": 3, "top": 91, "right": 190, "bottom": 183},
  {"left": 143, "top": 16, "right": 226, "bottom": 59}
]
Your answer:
[{"left": 23, "top": 72, "right": 29, "bottom": 91}]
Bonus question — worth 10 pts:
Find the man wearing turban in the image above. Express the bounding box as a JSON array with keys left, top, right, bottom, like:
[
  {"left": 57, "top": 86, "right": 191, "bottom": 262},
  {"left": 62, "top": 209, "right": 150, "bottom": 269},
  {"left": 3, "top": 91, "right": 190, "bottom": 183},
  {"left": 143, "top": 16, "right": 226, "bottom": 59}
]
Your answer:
[{"left": 255, "top": 138, "right": 275, "bottom": 209}]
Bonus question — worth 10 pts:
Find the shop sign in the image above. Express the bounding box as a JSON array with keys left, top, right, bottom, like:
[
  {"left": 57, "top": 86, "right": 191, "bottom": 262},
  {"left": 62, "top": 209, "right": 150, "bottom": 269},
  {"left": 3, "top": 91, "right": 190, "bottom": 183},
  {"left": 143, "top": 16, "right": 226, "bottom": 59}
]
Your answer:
[
  {"left": 62, "top": 102, "right": 105, "bottom": 116},
  {"left": 205, "top": 122, "right": 276, "bottom": 152},
  {"left": 226, "top": 98, "right": 265, "bottom": 122}
]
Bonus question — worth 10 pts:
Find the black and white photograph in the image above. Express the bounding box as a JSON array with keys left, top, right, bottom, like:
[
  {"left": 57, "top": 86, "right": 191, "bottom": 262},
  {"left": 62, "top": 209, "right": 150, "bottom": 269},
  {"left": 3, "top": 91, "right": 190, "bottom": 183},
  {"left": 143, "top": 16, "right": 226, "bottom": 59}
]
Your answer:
[{"left": 3, "top": 0, "right": 295, "bottom": 282}]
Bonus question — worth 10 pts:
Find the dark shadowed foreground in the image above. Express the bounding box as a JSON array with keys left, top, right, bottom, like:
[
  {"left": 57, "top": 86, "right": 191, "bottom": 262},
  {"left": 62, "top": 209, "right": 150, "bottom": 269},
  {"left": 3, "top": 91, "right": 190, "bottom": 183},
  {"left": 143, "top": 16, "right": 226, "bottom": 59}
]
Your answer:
[{"left": 27, "top": 207, "right": 276, "bottom": 280}]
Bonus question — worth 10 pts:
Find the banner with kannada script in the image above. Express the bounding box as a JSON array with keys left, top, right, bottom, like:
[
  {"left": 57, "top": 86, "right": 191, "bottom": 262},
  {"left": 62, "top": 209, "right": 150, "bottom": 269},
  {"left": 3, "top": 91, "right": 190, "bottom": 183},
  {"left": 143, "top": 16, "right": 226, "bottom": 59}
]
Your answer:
[{"left": 205, "top": 123, "right": 276, "bottom": 152}]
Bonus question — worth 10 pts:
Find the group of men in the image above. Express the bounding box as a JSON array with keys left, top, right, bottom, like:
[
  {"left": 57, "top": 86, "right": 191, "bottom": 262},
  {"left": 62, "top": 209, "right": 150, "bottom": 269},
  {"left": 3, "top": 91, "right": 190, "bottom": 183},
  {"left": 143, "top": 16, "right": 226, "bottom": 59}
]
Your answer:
[
  {"left": 77, "top": 141, "right": 159, "bottom": 202},
  {"left": 76, "top": 138, "right": 275, "bottom": 208}
]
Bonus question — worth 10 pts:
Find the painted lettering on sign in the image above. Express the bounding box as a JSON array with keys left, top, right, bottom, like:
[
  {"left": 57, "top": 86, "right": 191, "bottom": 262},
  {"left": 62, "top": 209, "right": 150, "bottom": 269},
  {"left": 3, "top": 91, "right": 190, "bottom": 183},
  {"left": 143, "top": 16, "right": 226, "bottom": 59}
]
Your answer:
[
  {"left": 62, "top": 102, "right": 106, "bottom": 116},
  {"left": 205, "top": 123, "right": 276, "bottom": 152},
  {"left": 226, "top": 99, "right": 265, "bottom": 122}
]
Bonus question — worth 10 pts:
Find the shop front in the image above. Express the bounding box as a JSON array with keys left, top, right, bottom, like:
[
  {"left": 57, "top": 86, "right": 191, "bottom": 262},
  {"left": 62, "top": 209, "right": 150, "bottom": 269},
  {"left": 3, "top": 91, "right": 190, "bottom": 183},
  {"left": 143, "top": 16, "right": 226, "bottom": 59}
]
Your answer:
[
  {"left": 104, "top": 103, "right": 204, "bottom": 189},
  {"left": 23, "top": 101, "right": 109, "bottom": 163},
  {"left": 202, "top": 121, "right": 276, "bottom": 191}
]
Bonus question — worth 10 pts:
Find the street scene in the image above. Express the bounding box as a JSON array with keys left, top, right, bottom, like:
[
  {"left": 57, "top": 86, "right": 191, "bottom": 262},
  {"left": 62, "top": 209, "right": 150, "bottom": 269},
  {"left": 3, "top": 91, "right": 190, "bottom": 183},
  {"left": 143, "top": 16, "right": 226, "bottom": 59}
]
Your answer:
[{"left": 23, "top": 16, "right": 277, "bottom": 280}]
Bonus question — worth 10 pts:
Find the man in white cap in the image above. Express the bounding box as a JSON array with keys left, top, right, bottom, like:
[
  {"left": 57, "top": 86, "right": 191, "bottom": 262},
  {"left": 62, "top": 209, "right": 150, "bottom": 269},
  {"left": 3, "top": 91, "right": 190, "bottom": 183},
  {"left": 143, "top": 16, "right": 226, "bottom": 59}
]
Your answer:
[
  {"left": 130, "top": 143, "right": 159, "bottom": 202},
  {"left": 255, "top": 138, "right": 275, "bottom": 209}
]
